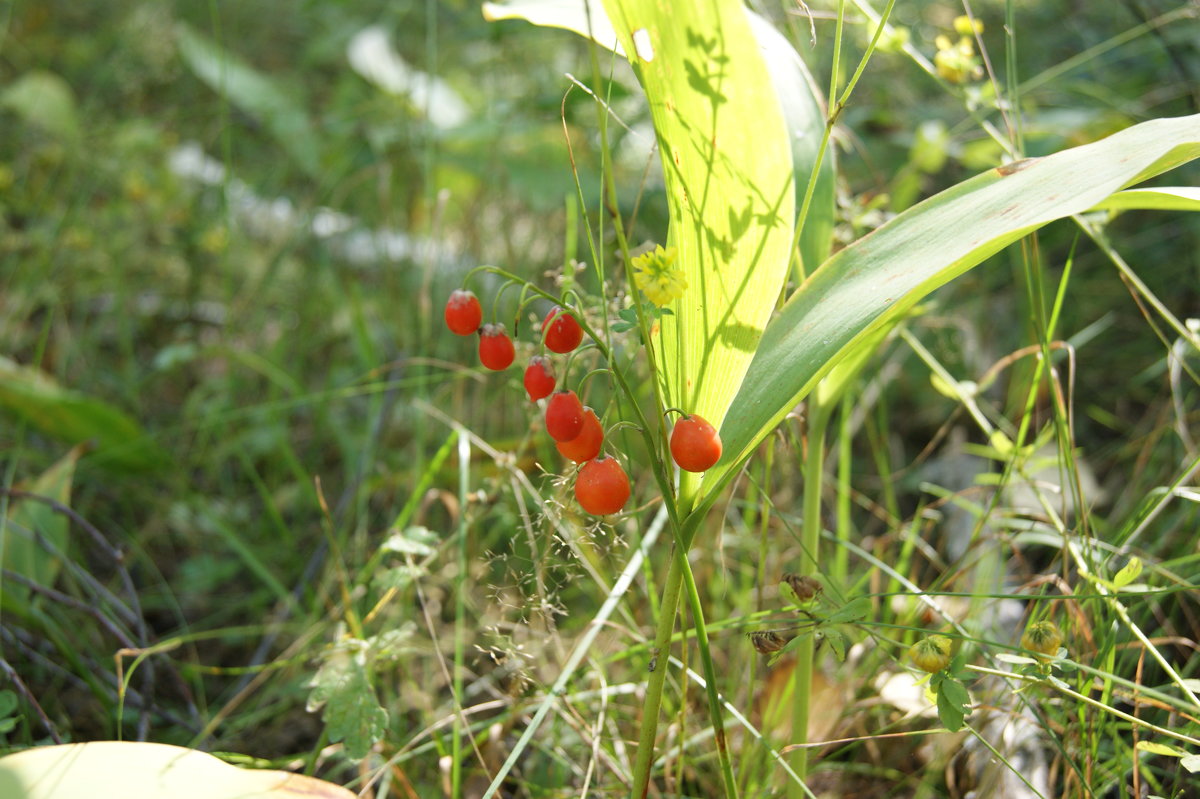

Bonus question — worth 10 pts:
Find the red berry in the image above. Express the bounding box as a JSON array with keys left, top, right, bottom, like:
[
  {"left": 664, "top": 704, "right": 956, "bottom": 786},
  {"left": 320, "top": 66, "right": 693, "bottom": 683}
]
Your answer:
[
  {"left": 545, "top": 390, "right": 585, "bottom": 442},
  {"left": 523, "top": 356, "right": 556, "bottom": 401},
  {"left": 542, "top": 307, "right": 584, "bottom": 354},
  {"left": 444, "top": 289, "right": 482, "bottom": 336},
  {"left": 575, "top": 455, "right": 630, "bottom": 515},
  {"left": 478, "top": 324, "right": 515, "bottom": 371},
  {"left": 556, "top": 407, "right": 603, "bottom": 463},
  {"left": 669, "top": 413, "right": 722, "bottom": 472}
]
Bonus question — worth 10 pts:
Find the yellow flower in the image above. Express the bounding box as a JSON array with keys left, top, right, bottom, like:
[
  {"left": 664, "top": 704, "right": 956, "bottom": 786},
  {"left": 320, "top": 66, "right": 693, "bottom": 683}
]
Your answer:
[
  {"left": 910, "top": 635, "right": 953, "bottom": 673},
  {"left": 1021, "top": 621, "right": 1063, "bottom": 661},
  {"left": 631, "top": 245, "right": 687, "bottom": 307},
  {"left": 934, "top": 34, "right": 983, "bottom": 84}
]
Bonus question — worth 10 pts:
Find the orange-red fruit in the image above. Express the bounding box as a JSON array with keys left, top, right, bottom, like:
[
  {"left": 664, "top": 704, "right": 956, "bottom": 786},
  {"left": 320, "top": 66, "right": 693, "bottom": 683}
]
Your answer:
[
  {"left": 523, "top": 356, "right": 556, "bottom": 401},
  {"left": 444, "top": 289, "right": 482, "bottom": 336},
  {"left": 542, "top": 307, "right": 584, "bottom": 354},
  {"left": 545, "top": 390, "right": 585, "bottom": 442},
  {"left": 478, "top": 324, "right": 515, "bottom": 371},
  {"left": 556, "top": 407, "right": 603, "bottom": 463},
  {"left": 575, "top": 455, "right": 630, "bottom": 515},
  {"left": 669, "top": 413, "right": 722, "bottom": 472}
]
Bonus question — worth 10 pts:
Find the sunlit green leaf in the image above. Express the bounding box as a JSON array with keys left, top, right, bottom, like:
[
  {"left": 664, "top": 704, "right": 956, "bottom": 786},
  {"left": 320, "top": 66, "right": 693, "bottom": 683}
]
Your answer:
[
  {"left": 1135, "top": 740, "right": 1187, "bottom": 758},
  {"left": 1089, "top": 186, "right": 1200, "bottom": 213},
  {"left": 704, "top": 115, "right": 1200, "bottom": 503},
  {"left": 1113, "top": 556, "right": 1143, "bottom": 589}
]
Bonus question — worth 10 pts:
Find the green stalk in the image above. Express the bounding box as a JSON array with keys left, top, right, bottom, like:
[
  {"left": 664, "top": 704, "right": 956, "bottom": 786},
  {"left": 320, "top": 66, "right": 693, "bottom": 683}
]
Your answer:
[{"left": 788, "top": 407, "right": 829, "bottom": 793}]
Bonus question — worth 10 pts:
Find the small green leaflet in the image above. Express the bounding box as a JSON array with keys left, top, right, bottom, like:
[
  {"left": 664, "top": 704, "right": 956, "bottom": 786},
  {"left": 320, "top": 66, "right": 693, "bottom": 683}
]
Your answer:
[
  {"left": 612, "top": 303, "right": 673, "bottom": 334},
  {"left": 825, "top": 596, "right": 871, "bottom": 625},
  {"left": 0, "top": 689, "right": 18, "bottom": 734},
  {"left": 1113, "top": 556, "right": 1143, "bottom": 589},
  {"left": 933, "top": 674, "right": 971, "bottom": 732},
  {"left": 308, "top": 650, "right": 388, "bottom": 761},
  {"left": 817, "top": 628, "right": 848, "bottom": 662}
]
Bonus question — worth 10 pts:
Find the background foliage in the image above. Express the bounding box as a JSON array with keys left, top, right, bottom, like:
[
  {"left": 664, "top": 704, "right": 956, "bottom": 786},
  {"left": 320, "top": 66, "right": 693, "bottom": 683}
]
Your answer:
[{"left": 1, "top": 0, "right": 1198, "bottom": 796}]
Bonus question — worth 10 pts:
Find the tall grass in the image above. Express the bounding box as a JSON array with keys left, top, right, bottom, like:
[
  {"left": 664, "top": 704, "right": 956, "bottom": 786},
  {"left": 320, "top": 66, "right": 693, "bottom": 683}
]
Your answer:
[{"left": 1, "top": 1, "right": 1198, "bottom": 797}]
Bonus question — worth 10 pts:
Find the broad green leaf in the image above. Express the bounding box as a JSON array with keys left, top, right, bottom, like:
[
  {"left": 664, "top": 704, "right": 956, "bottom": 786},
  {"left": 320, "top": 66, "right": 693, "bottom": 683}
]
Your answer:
[
  {"left": 0, "top": 357, "right": 167, "bottom": 473},
  {"left": 176, "top": 24, "right": 320, "bottom": 177},
  {"left": 1182, "top": 754, "right": 1200, "bottom": 773},
  {"left": 2, "top": 446, "right": 81, "bottom": 611},
  {"left": 483, "top": 1, "right": 835, "bottom": 446},
  {"left": 481, "top": 1, "right": 833, "bottom": 273},
  {"left": 0, "top": 741, "right": 355, "bottom": 799},
  {"left": 1090, "top": 186, "right": 1200, "bottom": 213},
  {"left": 704, "top": 115, "right": 1200, "bottom": 502},
  {"left": 0, "top": 71, "right": 80, "bottom": 143},
  {"left": 601, "top": 0, "right": 794, "bottom": 465}
]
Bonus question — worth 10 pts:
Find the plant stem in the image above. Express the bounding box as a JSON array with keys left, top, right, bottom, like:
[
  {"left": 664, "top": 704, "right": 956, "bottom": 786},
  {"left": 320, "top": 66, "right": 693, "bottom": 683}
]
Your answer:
[
  {"left": 631, "top": 547, "right": 686, "bottom": 798},
  {"left": 788, "top": 408, "right": 828, "bottom": 793}
]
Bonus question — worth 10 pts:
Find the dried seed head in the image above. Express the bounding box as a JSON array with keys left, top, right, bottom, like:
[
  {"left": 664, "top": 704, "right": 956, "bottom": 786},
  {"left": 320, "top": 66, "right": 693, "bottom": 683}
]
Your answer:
[{"left": 782, "top": 573, "right": 823, "bottom": 603}]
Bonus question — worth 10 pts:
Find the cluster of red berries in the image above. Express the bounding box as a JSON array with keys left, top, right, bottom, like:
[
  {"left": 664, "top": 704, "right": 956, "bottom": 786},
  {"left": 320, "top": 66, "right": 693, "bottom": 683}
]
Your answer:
[{"left": 445, "top": 287, "right": 723, "bottom": 517}]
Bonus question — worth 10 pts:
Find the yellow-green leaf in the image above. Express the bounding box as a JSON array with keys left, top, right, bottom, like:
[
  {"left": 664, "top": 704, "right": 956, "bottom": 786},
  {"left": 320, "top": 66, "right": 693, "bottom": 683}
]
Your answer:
[
  {"left": 2, "top": 446, "right": 82, "bottom": 611},
  {"left": 600, "top": 0, "right": 794, "bottom": 459},
  {"left": 0, "top": 357, "right": 167, "bottom": 473},
  {"left": 0, "top": 741, "right": 355, "bottom": 799}
]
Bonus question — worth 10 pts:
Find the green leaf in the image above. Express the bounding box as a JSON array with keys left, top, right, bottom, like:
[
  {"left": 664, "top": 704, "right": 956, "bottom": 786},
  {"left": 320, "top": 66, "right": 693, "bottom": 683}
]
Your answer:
[
  {"left": 1135, "top": 740, "right": 1187, "bottom": 758},
  {"left": 935, "top": 676, "right": 970, "bottom": 732},
  {"left": 1182, "top": 754, "right": 1200, "bottom": 773},
  {"left": 484, "top": 1, "right": 834, "bottom": 461},
  {"left": 1113, "top": 556, "right": 1143, "bottom": 589},
  {"left": 0, "top": 741, "right": 356, "bottom": 798},
  {"left": 819, "top": 627, "right": 848, "bottom": 662},
  {"left": 0, "top": 357, "right": 167, "bottom": 473},
  {"left": 767, "top": 629, "right": 811, "bottom": 666},
  {"left": 1089, "top": 187, "right": 1200, "bottom": 213},
  {"left": 824, "top": 596, "right": 871, "bottom": 625},
  {"left": 176, "top": 23, "right": 320, "bottom": 177},
  {"left": 704, "top": 115, "right": 1200, "bottom": 501},
  {"left": 599, "top": 0, "right": 795, "bottom": 464},
  {"left": 2, "top": 446, "right": 81, "bottom": 611},
  {"left": 0, "top": 71, "right": 80, "bottom": 143},
  {"left": 308, "top": 651, "right": 388, "bottom": 761},
  {"left": 381, "top": 526, "right": 438, "bottom": 557}
]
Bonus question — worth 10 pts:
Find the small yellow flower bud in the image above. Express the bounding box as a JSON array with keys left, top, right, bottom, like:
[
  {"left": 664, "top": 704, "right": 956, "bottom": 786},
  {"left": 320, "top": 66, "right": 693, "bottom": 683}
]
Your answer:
[
  {"left": 910, "top": 635, "right": 953, "bottom": 673},
  {"left": 1021, "top": 621, "right": 1063, "bottom": 661},
  {"left": 953, "top": 15, "right": 984, "bottom": 36}
]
